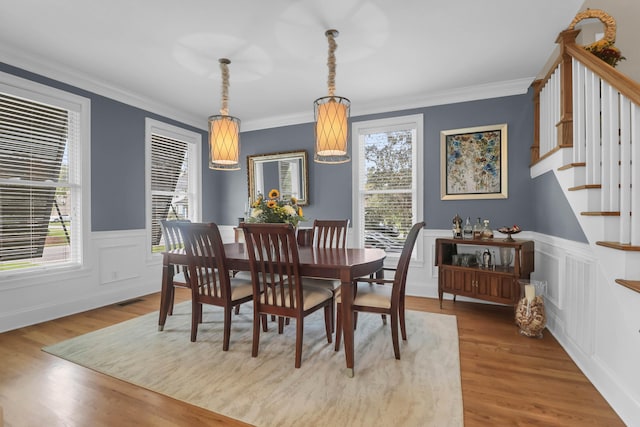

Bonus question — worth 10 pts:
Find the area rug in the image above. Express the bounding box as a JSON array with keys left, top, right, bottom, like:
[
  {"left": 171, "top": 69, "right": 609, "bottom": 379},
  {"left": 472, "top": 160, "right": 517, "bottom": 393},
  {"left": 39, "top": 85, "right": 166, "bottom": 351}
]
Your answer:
[{"left": 43, "top": 302, "right": 463, "bottom": 427}]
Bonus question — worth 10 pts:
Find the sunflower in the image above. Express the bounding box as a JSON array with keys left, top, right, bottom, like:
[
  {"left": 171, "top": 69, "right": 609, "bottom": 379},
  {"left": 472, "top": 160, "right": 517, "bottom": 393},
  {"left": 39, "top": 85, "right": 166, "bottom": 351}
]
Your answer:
[
  {"left": 266, "top": 200, "right": 277, "bottom": 208},
  {"left": 268, "top": 189, "right": 280, "bottom": 199},
  {"left": 298, "top": 207, "right": 304, "bottom": 217}
]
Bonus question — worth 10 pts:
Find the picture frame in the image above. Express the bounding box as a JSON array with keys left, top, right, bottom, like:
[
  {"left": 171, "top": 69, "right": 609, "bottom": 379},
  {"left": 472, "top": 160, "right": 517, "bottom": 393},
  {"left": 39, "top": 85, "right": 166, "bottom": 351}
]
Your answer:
[{"left": 440, "top": 123, "right": 508, "bottom": 200}]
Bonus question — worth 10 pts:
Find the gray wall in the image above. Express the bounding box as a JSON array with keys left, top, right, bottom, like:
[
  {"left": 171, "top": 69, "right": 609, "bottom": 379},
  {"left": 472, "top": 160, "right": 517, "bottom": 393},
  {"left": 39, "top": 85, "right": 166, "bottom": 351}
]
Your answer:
[{"left": 1, "top": 62, "right": 587, "bottom": 242}]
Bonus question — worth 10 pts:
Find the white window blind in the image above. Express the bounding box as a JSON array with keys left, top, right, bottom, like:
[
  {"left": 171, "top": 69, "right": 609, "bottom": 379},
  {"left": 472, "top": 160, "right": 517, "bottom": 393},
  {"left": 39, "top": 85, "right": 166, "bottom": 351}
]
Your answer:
[
  {"left": 0, "top": 92, "right": 79, "bottom": 270},
  {"left": 353, "top": 115, "right": 423, "bottom": 256},
  {"left": 150, "top": 133, "right": 190, "bottom": 251}
]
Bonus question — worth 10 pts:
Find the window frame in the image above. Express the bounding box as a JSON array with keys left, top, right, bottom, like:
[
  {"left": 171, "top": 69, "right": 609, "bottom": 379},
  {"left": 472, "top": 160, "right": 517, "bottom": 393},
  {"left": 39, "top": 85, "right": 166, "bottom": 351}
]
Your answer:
[
  {"left": 145, "top": 118, "right": 202, "bottom": 258},
  {"left": 351, "top": 114, "right": 424, "bottom": 261},
  {"left": 0, "top": 71, "right": 91, "bottom": 278}
]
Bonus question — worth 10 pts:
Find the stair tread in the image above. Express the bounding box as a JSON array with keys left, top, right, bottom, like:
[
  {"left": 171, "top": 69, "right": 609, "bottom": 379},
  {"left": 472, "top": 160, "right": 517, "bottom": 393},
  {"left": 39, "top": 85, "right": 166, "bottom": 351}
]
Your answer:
[
  {"left": 568, "top": 184, "right": 601, "bottom": 191},
  {"left": 615, "top": 279, "right": 640, "bottom": 294},
  {"left": 581, "top": 211, "right": 620, "bottom": 216},
  {"left": 596, "top": 241, "right": 640, "bottom": 251},
  {"left": 558, "top": 162, "right": 586, "bottom": 171}
]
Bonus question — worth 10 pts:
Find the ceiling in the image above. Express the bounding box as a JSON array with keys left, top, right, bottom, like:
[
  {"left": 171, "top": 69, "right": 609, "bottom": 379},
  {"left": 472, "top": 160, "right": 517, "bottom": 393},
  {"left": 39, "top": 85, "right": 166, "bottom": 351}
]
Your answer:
[{"left": 0, "top": 0, "right": 585, "bottom": 132}]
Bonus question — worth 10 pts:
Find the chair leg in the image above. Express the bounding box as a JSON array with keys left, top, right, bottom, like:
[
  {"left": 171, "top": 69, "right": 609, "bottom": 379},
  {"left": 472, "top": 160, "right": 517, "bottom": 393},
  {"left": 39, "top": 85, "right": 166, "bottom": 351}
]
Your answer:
[
  {"left": 252, "top": 311, "right": 261, "bottom": 358},
  {"left": 261, "top": 314, "right": 269, "bottom": 332},
  {"left": 234, "top": 305, "right": 240, "bottom": 315},
  {"left": 278, "top": 317, "right": 285, "bottom": 334},
  {"left": 334, "top": 303, "right": 342, "bottom": 351},
  {"left": 295, "top": 317, "right": 303, "bottom": 368},
  {"left": 381, "top": 314, "right": 387, "bottom": 325},
  {"left": 222, "top": 306, "right": 232, "bottom": 351},
  {"left": 330, "top": 293, "right": 335, "bottom": 333},
  {"left": 399, "top": 302, "right": 407, "bottom": 341},
  {"left": 168, "top": 285, "right": 175, "bottom": 315},
  {"left": 390, "top": 311, "right": 400, "bottom": 360},
  {"left": 324, "top": 304, "right": 333, "bottom": 344},
  {"left": 190, "top": 301, "right": 200, "bottom": 342}
]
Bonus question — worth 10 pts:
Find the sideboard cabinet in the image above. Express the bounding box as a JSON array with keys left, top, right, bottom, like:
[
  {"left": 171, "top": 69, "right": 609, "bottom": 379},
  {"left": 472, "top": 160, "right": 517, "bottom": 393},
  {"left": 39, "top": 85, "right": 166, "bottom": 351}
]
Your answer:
[{"left": 435, "top": 237, "right": 534, "bottom": 308}]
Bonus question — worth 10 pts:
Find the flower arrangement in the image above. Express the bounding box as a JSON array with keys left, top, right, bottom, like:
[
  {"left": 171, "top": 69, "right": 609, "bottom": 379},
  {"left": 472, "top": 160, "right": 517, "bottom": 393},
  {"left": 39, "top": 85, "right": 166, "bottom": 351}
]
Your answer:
[
  {"left": 568, "top": 9, "right": 626, "bottom": 68},
  {"left": 247, "top": 188, "right": 306, "bottom": 227},
  {"left": 585, "top": 39, "right": 626, "bottom": 68}
]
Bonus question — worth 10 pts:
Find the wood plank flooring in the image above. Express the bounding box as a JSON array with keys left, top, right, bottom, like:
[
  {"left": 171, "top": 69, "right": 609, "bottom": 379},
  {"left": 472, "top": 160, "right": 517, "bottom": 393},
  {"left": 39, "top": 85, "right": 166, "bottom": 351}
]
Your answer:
[{"left": 0, "top": 290, "right": 624, "bottom": 426}]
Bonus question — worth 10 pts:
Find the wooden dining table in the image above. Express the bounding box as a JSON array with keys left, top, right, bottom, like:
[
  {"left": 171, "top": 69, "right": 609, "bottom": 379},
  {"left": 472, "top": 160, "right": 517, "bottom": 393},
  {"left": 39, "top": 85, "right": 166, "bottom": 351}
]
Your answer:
[{"left": 159, "top": 242, "right": 386, "bottom": 377}]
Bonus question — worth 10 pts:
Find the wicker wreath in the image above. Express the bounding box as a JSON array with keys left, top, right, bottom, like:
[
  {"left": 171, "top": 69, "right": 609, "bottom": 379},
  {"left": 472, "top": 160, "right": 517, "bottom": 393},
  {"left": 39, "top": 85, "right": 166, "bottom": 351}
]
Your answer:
[{"left": 568, "top": 8, "right": 617, "bottom": 50}]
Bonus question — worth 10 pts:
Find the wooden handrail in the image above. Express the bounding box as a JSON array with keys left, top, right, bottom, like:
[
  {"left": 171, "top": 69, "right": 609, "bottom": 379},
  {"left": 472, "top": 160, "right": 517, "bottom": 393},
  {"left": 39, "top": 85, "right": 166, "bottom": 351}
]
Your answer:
[
  {"left": 531, "top": 29, "right": 640, "bottom": 166},
  {"left": 564, "top": 42, "right": 640, "bottom": 106}
]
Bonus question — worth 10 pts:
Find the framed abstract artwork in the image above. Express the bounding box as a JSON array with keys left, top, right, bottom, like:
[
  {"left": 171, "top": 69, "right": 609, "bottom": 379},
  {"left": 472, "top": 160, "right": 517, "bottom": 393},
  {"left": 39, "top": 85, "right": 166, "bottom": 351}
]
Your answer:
[{"left": 440, "top": 123, "right": 508, "bottom": 200}]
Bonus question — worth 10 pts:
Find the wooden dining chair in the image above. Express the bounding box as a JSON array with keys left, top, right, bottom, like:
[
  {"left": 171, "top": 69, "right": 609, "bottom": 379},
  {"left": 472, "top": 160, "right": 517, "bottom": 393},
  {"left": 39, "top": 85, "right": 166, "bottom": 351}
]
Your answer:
[
  {"left": 312, "top": 219, "right": 349, "bottom": 248},
  {"left": 179, "top": 222, "right": 254, "bottom": 350},
  {"left": 300, "top": 219, "right": 349, "bottom": 332},
  {"left": 334, "top": 221, "right": 425, "bottom": 359},
  {"left": 240, "top": 223, "right": 333, "bottom": 368},
  {"left": 160, "top": 219, "right": 191, "bottom": 316}
]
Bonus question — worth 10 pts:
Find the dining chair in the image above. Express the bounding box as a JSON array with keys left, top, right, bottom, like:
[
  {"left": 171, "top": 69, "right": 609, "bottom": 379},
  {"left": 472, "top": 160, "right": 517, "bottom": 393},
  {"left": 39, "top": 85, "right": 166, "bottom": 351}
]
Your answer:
[
  {"left": 179, "top": 222, "right": 254, "bottom": 350},
  {"left": 160, "top": 219, "right": 191, "bottom": 316},
  {"left": 240, "top": 222, "right": 333, "bottom": 368},
  {"left": 334, "top": 221, "right": 425, "bottom": 359},
  {"left": 301, "top": 219, "right": 349, "bottom": 333}
]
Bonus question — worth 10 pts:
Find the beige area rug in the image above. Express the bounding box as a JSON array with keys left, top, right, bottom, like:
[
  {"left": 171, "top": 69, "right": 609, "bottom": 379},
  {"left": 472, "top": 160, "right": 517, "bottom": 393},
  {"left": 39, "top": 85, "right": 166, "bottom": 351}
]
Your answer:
[{"left": 43, "top": 302, "right": 463, "bottom": 427}]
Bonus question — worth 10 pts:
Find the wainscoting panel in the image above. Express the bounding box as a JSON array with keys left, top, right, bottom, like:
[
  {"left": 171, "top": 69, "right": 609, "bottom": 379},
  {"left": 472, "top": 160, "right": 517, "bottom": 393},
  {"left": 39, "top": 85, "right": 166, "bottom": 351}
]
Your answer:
[
  {"left": 563, "top": 254, "right": 596, "bottom": 357},
  {"left": 98, "top": 243, "right": 142, "bottom": 285}
]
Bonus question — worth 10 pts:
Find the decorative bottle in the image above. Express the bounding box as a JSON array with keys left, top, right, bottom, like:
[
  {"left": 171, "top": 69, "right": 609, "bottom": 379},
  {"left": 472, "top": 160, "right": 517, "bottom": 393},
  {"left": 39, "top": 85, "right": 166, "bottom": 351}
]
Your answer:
[
  {"left": 480, "top": 219, "right": 493, "bottom": 240},
  {"left": 452, "top": 213, "right": 462, "bottom": 239},
  {"left": 472, "top": 217, "right": 482, "bottom": 240},
  {"left": 463, "top": 217, "right": 473, "bottom": 240}
]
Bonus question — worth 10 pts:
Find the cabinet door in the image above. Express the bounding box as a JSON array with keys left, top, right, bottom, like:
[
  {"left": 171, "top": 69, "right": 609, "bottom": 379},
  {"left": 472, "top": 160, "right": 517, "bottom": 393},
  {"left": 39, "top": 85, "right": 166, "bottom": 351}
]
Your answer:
[
  {"left": 475, "top": 272, "right": 518, "bottom": 304},
  {"left": 440, "top": 267, "right": 475, "bottom": 297}
]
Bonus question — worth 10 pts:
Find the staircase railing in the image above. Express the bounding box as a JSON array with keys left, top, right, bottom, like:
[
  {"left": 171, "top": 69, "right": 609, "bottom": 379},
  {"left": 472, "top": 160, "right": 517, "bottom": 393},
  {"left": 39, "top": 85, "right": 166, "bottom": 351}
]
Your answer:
[{"left": 532, "top": 29, "right": 640, "bottom": 246}]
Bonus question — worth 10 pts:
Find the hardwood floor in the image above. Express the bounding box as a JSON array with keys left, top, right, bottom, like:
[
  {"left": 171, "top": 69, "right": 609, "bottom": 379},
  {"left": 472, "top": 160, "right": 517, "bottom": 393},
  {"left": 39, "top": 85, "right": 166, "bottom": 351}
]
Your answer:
[{"left": 0, "top": 290, "right": 624, "bottom": 426}]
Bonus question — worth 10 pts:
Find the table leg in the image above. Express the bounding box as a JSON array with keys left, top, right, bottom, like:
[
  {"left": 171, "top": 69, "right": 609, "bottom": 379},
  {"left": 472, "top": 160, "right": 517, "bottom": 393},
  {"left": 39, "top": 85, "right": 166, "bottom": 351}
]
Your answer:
[
  {"left": 340, "top": 274, "right": 355, "bottom": 376},
  {"left": 158, "top": 261, "right": 172, "bottom": 331}
]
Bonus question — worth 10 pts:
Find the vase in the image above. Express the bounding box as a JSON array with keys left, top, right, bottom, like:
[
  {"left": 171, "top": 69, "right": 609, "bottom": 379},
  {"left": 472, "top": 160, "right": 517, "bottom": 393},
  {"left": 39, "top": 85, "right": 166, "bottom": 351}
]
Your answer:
[
  {"left": 499, "top": 247, "right": 513, "bottom": 267},
  {"left": 515, "top": 280, "right": 547, "bottom": 338}
]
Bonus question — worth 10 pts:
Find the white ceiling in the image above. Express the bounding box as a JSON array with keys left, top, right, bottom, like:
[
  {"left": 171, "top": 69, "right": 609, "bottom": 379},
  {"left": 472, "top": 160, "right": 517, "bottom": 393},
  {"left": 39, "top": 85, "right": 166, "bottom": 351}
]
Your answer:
[{"left": 0, "top": 0, "right": 585, "bottom": 131}]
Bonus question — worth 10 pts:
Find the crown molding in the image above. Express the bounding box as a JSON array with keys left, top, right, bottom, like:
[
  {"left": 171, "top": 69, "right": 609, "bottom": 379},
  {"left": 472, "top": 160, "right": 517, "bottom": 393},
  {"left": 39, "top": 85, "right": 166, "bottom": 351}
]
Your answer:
[
  {"left": 0, "top": 46, "right": 207, "bottom": 131},
  {"left": 2, "top": 46, "right": 532, "bottom": 133},
  {"left": 240, "top": 78, "right": 533, "bottom": 131}
]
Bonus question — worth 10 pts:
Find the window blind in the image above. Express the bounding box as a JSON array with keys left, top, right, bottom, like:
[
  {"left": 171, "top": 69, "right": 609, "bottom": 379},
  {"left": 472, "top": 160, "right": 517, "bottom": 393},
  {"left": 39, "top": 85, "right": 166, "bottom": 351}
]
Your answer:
[
  {"left": 0, "top": 92, "right": 75, "bottom": 267},
  {"left": 360, "top": 129, "right": 414, "bottom": 253},
  {"left": 150, "top": 133, "right": 189, "bottom": 249}
]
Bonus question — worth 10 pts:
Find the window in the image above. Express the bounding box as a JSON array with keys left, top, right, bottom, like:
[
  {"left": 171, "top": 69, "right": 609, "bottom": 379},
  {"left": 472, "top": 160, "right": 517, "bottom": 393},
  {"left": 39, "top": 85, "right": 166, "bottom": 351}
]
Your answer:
[
  {"left": 0, "top": 72, "right": 90, "bottom": 274},
  {"left": 352, "top": 114, "right": 423, "bottom": 256},
  {"left": 145, "top": 118, "right": 201, "bottom": 253}
]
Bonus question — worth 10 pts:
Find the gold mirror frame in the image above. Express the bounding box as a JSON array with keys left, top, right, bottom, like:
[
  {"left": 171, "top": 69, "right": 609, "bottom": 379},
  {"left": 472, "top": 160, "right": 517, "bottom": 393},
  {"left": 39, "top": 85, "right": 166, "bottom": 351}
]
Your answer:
[{"left": 247, "top": 150, "right": 309, "bottom": 206}]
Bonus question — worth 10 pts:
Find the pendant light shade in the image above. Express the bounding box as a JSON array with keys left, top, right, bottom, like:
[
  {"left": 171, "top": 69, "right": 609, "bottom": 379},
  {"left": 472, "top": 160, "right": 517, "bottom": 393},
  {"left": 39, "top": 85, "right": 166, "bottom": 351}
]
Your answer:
[
  {"left": 209, "top": 58, "right": 241, "bottom": 170},
  {"left": 314, "top": 30, "right": 351, "bottom": 164}
]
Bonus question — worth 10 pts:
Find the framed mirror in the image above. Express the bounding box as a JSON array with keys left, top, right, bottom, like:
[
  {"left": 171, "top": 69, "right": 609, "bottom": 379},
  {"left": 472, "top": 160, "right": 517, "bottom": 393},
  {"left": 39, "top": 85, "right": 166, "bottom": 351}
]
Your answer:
[{"left": 247, "top": 150, "right": 309, "bottom": 206}]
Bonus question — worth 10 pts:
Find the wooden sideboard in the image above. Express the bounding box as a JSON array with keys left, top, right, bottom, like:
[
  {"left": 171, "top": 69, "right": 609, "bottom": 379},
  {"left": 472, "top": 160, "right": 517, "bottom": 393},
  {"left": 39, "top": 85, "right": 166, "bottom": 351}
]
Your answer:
[{"left": 435, "top": 237, "right": 534, "bottom": 308}]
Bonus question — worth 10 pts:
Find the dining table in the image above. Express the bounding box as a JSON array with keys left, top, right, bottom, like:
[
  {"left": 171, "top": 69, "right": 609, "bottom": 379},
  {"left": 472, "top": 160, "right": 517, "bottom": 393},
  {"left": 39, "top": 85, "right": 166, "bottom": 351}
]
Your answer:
[{"left": 158, "top": 242, "right": 386, "bottom": 377}]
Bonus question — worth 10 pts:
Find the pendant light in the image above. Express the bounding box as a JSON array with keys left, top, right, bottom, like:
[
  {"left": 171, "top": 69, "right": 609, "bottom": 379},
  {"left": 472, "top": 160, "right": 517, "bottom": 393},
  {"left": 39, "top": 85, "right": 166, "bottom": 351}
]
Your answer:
[
  {"left": 208, "top": 58, "right": 240, "bottom": 170},
  {"left": 314, "top": 29, "right": 351, "bottom": 164}
]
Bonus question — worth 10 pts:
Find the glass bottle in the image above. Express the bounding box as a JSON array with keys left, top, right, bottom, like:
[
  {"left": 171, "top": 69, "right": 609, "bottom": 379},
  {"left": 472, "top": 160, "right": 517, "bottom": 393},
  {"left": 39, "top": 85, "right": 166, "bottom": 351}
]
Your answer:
[
  {"left": 463, "top": 217, "right": 473, "bottom": 239},
  {"left": 452, "top": 213, "right": 462, "bottom": 239},
  {"left": 472, "top": 217, "right": 482, "bottom": 240},
  {"left": 481, "top": 219, "right": 493, "bottom": 240}
]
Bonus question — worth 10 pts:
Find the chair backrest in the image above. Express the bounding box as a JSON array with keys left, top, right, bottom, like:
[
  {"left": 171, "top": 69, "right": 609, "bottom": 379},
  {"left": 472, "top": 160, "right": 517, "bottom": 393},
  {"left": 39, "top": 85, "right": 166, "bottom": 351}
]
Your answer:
[
  {"left": 312, "top": 219, "right": 349, "bottom": 249},
  {"left": 161, "top": 219, "right": 191, "bottom": 252},
  {"left": 179, "top": 222, "right": 232, "bottom": 304},
  {"left": 241, "top": 223, "right": 303, "bottom": 315},
  {"left": 392, "top": 221, "right": 425, "bottom": 299}
]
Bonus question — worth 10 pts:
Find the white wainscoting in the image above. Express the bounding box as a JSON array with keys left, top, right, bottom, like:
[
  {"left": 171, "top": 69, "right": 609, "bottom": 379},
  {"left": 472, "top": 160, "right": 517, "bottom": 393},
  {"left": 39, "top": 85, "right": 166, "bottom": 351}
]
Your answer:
[{"left": 0, "top": 230, "right": 163, "bottom": 333}]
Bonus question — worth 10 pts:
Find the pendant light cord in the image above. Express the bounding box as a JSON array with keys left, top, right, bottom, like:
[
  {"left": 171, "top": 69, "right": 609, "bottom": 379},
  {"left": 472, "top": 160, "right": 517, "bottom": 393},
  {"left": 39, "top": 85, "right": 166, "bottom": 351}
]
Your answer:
[
  {"left": 326, "top": 30, "right": 338, "bottom": 97},
  {"left": 219, "top": 58, "right": 230, "bottom": 115}
]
